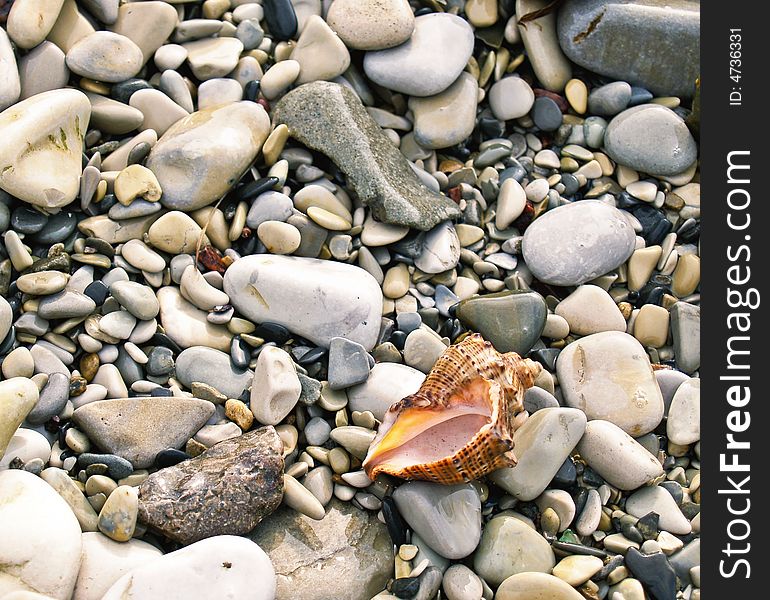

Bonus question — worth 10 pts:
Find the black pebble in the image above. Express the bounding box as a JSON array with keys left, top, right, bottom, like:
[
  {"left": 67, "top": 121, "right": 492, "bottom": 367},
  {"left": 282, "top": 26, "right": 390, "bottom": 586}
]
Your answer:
[
  {"left": 11, "top": 206, "right": 48, "bottom": 234},
  {"left": 528, "top": 348, "right": 560, "bottom": 372},
  {"left": 84, "top": 280, "right": 110, "bottom": 305},
  {"left": 155, "top": 449, "right": 191, "bottom": 468},
  {"left": 150, "top": 388, "right": 174, "bottom": 397},
  {"left": 234, "top": 176, "right": 280, "bottom": 201},
  {"left": 111, "top": 78, "right": 153, "bottom": 104},
  {"left": 636, "top": 512, "right": 660, "bottom": 540},
  {"left": 297, "top": 346, "right": 327, "bottom": 366},
  {"left": 552, "top": 458, "right": 577, "bottom": 488},
  {"left": 381, "top": 496, "right": 407, "bottom": 547},
  {"left": 573, "top": 487, "right": 589, "bottom": 517},
  {"left": 244, "top": 80, "right": 260, "bottom": 102},
  {"left": 253, "top": 322, "right": 292, "bottom": 344},
  {"left": 391, "top": 576, "right": 420, "bottom": 598},
  {"left": 581, "top": 466, "right": 605, "bottom": 488},
  {"left": 390, "top": 330, "right": 407, "bottom": 350},
  {"left": 625, "top": 547, "right": 677, "bottom": 600},
  {"left": 263, "top": 0, "right": 298, "bottom": 41}
]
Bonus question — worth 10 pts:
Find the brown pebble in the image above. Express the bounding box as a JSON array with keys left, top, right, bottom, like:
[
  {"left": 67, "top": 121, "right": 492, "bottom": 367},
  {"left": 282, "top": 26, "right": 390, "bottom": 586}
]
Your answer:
[
  {"left": 80, "top": 353, "right": 100, "bottom": 382},
  {"left": 225, "top": 398, "right": 254, "bottom": 431},
  {"left": 185, "top": 438, "right": 207, "bottom": 457},
  {"left": 70, "top": 376, "right": 88, "bottom": 397}
]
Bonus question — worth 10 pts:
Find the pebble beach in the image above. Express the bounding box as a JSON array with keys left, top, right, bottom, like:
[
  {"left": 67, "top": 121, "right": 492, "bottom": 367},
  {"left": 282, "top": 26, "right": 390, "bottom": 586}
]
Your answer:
[{"left": 0, "top": 1, "right": 700, "bottom": 599}]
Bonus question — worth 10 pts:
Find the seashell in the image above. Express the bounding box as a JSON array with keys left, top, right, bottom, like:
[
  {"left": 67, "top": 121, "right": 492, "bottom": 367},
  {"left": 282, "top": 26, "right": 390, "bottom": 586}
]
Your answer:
[{"left": 362, "top": 333, "right": 542, "bottom": 485}]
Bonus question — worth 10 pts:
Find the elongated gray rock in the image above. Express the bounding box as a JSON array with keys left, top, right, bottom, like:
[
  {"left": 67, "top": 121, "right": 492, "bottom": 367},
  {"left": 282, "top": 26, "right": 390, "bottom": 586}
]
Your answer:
[
  {"left": 557, "top": 0, "right": 700, "bottom": 98},
  {"left": 138, "top": 427, "right": 284, "bottom": 545},
  {"left": 72, "top": 397, "right": 215, "bottom": 468},
  {"left": 273, "top": 81, "right": 461, "bottom": 230},
  {"left": 224, "top": 254, "right": 383, "bottom": 351}
]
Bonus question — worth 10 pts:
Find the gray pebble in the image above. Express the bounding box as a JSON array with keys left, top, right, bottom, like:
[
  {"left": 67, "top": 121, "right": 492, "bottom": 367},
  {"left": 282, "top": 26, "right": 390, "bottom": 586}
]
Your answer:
[
  {"left": 532, "top": 97, "right": 563, "bottom": 131},
  {"left": 26, "top": 372, "right": 71, "bottom": 424},
  {"left": 327, "top": 337, "right": 371, "bottom": 390},
  {"left": 587, "top": 81, "right": 632, "bottom": 117}
]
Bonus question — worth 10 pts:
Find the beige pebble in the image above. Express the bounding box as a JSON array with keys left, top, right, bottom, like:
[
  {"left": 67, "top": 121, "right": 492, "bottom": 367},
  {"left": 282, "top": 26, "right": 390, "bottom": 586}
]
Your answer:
[
  {"left": 282, "top": 473, "right": 326, "bottom": 520},
  {"left": 260, "top": 59, "right": 301, "bottom": 100},
  {"left": 575, "top": 159, "right": 603, "bottom": 179},
  {"left": 672, "top": 253, "right": 700, "bottom": 297},
  {"left": 565, "top": 78, "right": 587, "bottom": 114},
  {"left": 121, "top": 239, "right": 165, "bottom": 273},
  {"left": 496, "top": 178, "right": 527, "bottom": 229},
  {"left": 455, "top": 224, "right": 484, "bottom": 246},
  {"left": 542, "top": 313, "right": 570, "bottom": 339},
  {"left": 465, "top": 0, "right": 498, "bottom": 27},
  {"left": 361, "top": 213, "right": 409, "bottom": 246},
  {"left": 262, "top": 124, "right": 290, "bottom": 166},
  {"left": 627, "top": 246, "right": 662, "bottom": 292},
  {"left": 633, "top": 304, "right": 669, "bottom": 348},
  {"left": 294, "top": 185, "right": 352, "bottom": 222},
  {"left": 626, "top": 181, "right": 658, "bottom": 202},
  {"left": 16, "top": 270, "right": 69, "bottom": 295},
  {"left": 98, "top": 485, "right": 138, "bottom": 542},
  {"left": 552, "top": 554, "right": 603, "bottom": 586},
  {"left": 307, "top": 206, "right": 351, "bottom": 231},
  {"left": 2, "top": 347, "right": 35, "bottom": 379},
  {"left": 7, "top": 0, "right": 67, "bottom": 50},
  {"left": 382, "top": 263, "right": 410, "bottom": 299},
  {"left": 147, "top": 211, "right": 208, "bottom": 254},
  {"left": 257, "top": 221, "right": 302, "bottom": 255},
  {"left": 114, "top": 164, "right": 162, "bottom": 206},
  {"left": 291, "top": 15, "right": 350, "bottom": 85},
  {"left": 225, "top": 398, "right": 254, "bottom": 431},
  {"left": 190, "top": 207, "right": 231, "bottom": 252}
]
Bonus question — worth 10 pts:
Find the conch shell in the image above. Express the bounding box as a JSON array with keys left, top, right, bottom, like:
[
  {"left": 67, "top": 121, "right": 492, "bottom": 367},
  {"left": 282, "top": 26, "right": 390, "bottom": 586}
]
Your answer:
[{"left": 362, "top": 333, "right": 542, "bottom": 484}]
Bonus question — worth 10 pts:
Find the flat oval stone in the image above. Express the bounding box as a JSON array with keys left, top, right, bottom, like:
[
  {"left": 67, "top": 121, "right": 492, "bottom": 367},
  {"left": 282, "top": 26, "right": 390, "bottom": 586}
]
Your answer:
[
  {"left": 576, "top": 420, "right": 664, "bottom": 490},
  {"left": 409, "top": 72, "right": 479, "bottom": 150},
  {"left": 625, "top": 486, "right": 692, "bottom": 535},
  {"left": 489, "top": 407, "right": 587, "bottom": 501},
  {"left": 0, "top": 89, "right": 90, "bottom": 209},
  {"left": 183, "top": 38, "right": 244, "bottom": 81},
  {"left": 557, "top": 0, "right": 700, "bottom": 98},
  {"left": 176, "top": 346, "right": 254, "bottom": 400},
  {"left": 489, "top": 76, "right": 535, "bottom": 121},
  {"left": 327, "top": 0, "right": 414, "bottom": 50},
  {"left": 6, "top": 0, "right": 66, "bottom": 50},
  {"left": 363, "top": 13, "right": 474, "bottom": 97},
  {"left": 224, "top": 255, "right": 383, "bottom": 351},
  {"left": 101, "top": 535, "right": 275, "bottom": 600},
  {"left": 455, "top": 290, "right": 547, "bottom": 354},
  {"left": 146, "top": 102, "right": 270, "bottom": 212},
  {"left": 394, "top": 482, "right": 481, "bottom": 559},
  {"left": 473, "top": 515, "right": 556, "bottom": 588},
  {"left": 157, "top": 286, "right": 232, "bottom": 352},
  {"left": 66, "top": 31, "right": 143, "bottom": 82},
  {"left": 109, "top": 280, "right": 159, "bottom": 321},
  {"left": 556, "top": 331, "right": 664, "bottom": 436},
  {"left": 522, "top": 200, "right": 636, "bottom": 286},
  {"left": 604, "top": 104, "right": 697, "bottom": 176}
]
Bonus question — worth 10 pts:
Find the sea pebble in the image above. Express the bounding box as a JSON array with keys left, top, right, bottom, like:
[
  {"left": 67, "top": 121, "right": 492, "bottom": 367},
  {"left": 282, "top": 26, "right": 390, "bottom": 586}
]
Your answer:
[
  {"left": 363, "top": 13, "right": 474, "bottom": 97},
  {"left": 557, "top": 331, "right": 665, "bottom": 436},
  {"left": 101, "top": 536, "right": 275, "bottom": 600},
  {"left": 326, "top": 0, "right": 414, "bottom": 50},
  {"left": 347, "top": 363, "right": 425, "bottom": 420},
  {"left": 250, "top": 346, "right": 302, "bottom": 426}
]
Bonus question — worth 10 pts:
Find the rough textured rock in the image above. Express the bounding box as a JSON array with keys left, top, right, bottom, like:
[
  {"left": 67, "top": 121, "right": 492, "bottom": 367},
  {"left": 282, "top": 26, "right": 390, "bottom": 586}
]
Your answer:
[
  {"left": 273, "top": 81, "right": 461, "bottom": 230},
  {"left": 249, "top": 499, "right": 394, "bottom": 600},
  {"left": 138, "top": 427, "right": 284, "bottom": 545},
  {"left": 557, "top": 0, "right": 700, "bottom": 98},
  {"left": 72, "top": 397, "right": 215, "bottom": 468}
]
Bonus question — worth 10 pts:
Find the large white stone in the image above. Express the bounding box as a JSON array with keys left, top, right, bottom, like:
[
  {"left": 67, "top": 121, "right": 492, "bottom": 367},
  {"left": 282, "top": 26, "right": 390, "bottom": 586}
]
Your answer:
[
  {"left": 0, "top": 89, "right": 90, "bottom": 209},
  {"left": 347, "top": 363, "right": 425, "bottom": 420},
  {"left": 101, "top": 535, "right": 275, "bottom": 600},
  {"left": 363, "top": 13, "right": 474, "bottom": 97},
  {"left": 576, "top": 420, "right": 664, "bottom": 490},
  {"left": 0, "top": 428, "right": 51, "bottom": 469},
  {"left": 666, "top": 377, "right": 700, "bottom": 445},
  {"left": 0, "top": 28, "right": 21, "bottom": 111},
  {"left": 489, "top": 408, "right": 586, "bottom": 501},
  {"left": 0, "top": 470, "right": 82, "bottom": 599},
  {"left": 73, "top": 533, "right": 163, "bottom": 600},
  {"left": 556, "top": 331, "right": 664, "bottom": 436},
  {"left": 157, "top": 286, "right": 232, "bottom": 352},
  {"left": 224, "top": 255, "right": 383, "bottom": 350},
  {"left": 145, "top": 102, "right": 270, "bottom": 212}
]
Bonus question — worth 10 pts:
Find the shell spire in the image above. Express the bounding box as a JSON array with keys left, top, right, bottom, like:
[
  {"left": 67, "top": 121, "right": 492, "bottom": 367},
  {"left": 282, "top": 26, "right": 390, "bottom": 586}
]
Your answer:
[{"left": 362, "top": 333, "right": 541, "bottom": 485}]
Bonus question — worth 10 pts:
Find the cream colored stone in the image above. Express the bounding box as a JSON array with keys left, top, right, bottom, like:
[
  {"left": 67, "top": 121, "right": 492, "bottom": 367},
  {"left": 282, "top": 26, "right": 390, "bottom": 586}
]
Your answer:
[
  {"left": 257, "top": 221, "right": 302, "bottom": 255},
  {"left": 147, "top": 211, "right": 208, "bottom": 254},
  {"left": 552, "top": 555, "right": 603, "bottom": 586},
  {"left": 47, "top": 0, "right": 95, "bottom": 53},
  {"left": 260, "top": 60, "right": 301, "bottom": 100},
  {"left": 326, "top": 0, "right": 414, "bottom": 50},
  {"left": 672, "top": 253, "right": 700, "bottom": 297},
  {"left": 292, "top": 15, "right": 350, "bottom": 85},
  {"left": 565, "top": 78, "right": 587, "bottom": 114},
  {"left": 627, "top": 245, "right": 662, "bottom": 292},
  {"left": 307, "top": 206, "right": 351, "bottom": 231},
  {"left": 65, "top": 32, "right": 143, "bottom": 83},
  {"left": 515, "top": 0, "right": 571, "bottom": 92},
  {"left": 409, "top": 72, "right": 478, "bottom": 149},
  {"left": 496, "top": 572, "right": 584, "bottom": 600},
  {"left": 382, "top": 263, "right": 410, "bottom": 299},
  {"left": 157, "top": 287, "right": 232, "bottom": 352},
  {"left": 184, "top": 38, "right": 244, "bottom": 80},
  {"left": 633, "top": 304, "right": 669, "bottom": 348},
  {"left": 108, "top": 1, "right": 179, "bottom": 63},
  {"left": 7, "top": 0, "right": 66, "bottom": 50},
  {"left": 294, "top": 185, "right": 352, "bottom": 222},
  {"left": 0, "top": 89, "right": 90, "bottom": 209},
  {"left": 496, "top": 178, "right": 527, "bottom": 229},
  {"left": 555, "top": 285, "right": 626, "bottom": 335},
  {"left": 114, "top": 165, "right": 162, "bottom": 206},
  {"left": 128, "top": 88, "right": 188, "bottom": 136}
]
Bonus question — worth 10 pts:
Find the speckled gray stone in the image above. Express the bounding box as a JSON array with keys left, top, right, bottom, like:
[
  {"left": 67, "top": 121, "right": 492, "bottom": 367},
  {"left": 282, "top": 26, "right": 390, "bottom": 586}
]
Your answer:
[
  {"left": 273, "top": 81, "right": 461, "bottom": 230},
  {"left": 557, "top": 0, "right": 700, "bottom": 98},
  {"left": 138, "top": 426, "right": 284, "bottom": 545},
  {"left": 522, "top": 200, "right": 636, "bottom": 286},
  {"left": 604, "top": 104, "right": 698, "bottom": 176}
]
